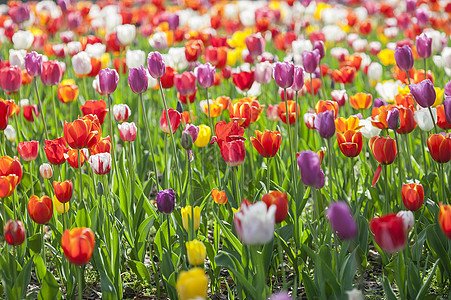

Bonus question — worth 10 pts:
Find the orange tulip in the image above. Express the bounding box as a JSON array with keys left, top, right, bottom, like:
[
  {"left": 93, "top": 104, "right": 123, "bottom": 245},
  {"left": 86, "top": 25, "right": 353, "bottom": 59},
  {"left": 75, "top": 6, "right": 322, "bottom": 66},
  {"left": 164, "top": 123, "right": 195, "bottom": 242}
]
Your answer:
[
  {"left": 63, "top": 115, "right": 101, "bottom": 149},
  {"left": 27, "top": 195, "right": 53, "bottom": 224},
  {"left": 80, "top": 100, "right": 108, "bottom": 125},
  {"left": 185, "top": 40, "right": 204, "bottom": 62},
  {"left": 0, "top": 155, "right": 23, "bottom": 183},
  {"left": 315, "top": 100, "right": 339, "bottom": 118},
  {"left": 212, "top": 188, "right": 228, "bottom": 205},
  {"left": 64, "top": 149, "right": 87, "bottom": 169},
  {"left": 436, "top": 105, "right": 451, "bottom": 130},
  {"left": 53, "top": 180, "right": 73, "bottom": 203},
  {"left": 90, "top": 136, "right": 111, "bottom": 155},
  {"left": 335, "top": 116, "right": 362, "bottom": 134},
  {"left": 250, "top": 130, "right": 281, "bottom": 158},
  {"left": 229, "top": 98, "right": 264, "bottom": 128},
  {"left": 369, "top": 136, "right": 397, "bottom": 165},
  {"left": 261, "top": 191, "right": 288, "bottom": 223},
  {"left": 277, "top": 101, "right": 299, "bottom": 125},
  {"left": 337, "top": 130, "right": 363, "bottom": 158},
  {"left": 61, "top": 227, "right": 95, "bottom": 265},
  {"left": 331, "top": 66, "right": 356, "bottom": 84},
  {"left": 0, "top": 99, "right": 19, "bottom": 117},
  {"left": 394, "top": 93, "right": 415, "bottom": 107},
  {"left": 427, "top": 133, "right": 451, "bottom": 163},
  {"left": 349, "top": 93, "right": 372, "bottom": 110},
  {"left": 58, "top": 80, "right": 79, "bottom": 103},
  {"left": 201, "top": 100, "right": 223, "bottom": 118},
  {"left": 0, "top": 174, "right": 19, "bottom": 198},
  {"left": 439, "top": 203, "right": 451, "bottom": 239},
  {"left": 401, "top": 183, "right": 424, "bottom": 211},
  {"left": 305, "top": 77, "right": 322, "bottom": 95}
]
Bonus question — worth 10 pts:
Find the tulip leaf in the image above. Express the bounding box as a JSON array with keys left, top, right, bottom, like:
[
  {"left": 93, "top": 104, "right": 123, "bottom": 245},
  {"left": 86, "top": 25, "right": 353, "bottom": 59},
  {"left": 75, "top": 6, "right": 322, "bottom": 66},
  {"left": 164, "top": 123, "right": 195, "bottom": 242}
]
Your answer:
[
  {"left": 27, "top": 233, "right": 42, "bottom": 254},
  {"left": 12, "top": 254, "right": 34, "bottom": 300},
  {"left": 34, "top": 255, "right": 61, "bottom": 300},
  {"left": 415, "top": 259, "right": 439, "bottom": 300},
  {"left": 426, "top": 224, "right": 451, "bottom": 275},
  {"left": 301, "top": 270, "right": 319, "bottom": 299},
  {"left": 127, "top": 259, "right": 152, "bottom": 284},
  {"left": 215, "top": 252, "right": 256, "bottom": 297},
  {"left": 382, "top": 276, "right": 398, "bottom": 300}
]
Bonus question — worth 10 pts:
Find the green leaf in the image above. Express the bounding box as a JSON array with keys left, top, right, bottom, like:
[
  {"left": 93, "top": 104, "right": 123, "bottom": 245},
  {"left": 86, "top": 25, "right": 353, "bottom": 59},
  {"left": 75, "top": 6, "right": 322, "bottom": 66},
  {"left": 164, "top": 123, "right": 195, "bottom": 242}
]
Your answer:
[
  {"left": 13, "top": 255, "right": 34, "bottom": 300},
  {"left": 127, "top": 260, "right": 151, "bottom": 284},
  {"left": 382, "top": 276, "right": 398, "bottom": 300},
  {"left": 34, "top": 255, "right": 61, "bottom": 300},
  {"left": 27, "top": 233, "right": 42, "bottom": 254},
  {"left": 415, "top": 259, "right": 440, "bottom": 300},
  {"left": 75, "top": 201, "right": 91, "bottom": 227}
]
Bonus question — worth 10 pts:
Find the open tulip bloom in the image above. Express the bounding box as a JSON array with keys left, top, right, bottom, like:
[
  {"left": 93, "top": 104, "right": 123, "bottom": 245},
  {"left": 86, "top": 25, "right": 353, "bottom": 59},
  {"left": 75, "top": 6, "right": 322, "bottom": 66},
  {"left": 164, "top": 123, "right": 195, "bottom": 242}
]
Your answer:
[{"left": 1, "top": 1, "right": 451, "bottom": 300}]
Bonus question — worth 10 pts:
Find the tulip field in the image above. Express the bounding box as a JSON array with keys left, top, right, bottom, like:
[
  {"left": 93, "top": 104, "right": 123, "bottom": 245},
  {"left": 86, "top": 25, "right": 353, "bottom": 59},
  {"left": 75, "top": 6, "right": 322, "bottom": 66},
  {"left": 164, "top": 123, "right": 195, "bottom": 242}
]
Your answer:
[{"left": 2, "top": 0, "right": 451, "bottom": 299}]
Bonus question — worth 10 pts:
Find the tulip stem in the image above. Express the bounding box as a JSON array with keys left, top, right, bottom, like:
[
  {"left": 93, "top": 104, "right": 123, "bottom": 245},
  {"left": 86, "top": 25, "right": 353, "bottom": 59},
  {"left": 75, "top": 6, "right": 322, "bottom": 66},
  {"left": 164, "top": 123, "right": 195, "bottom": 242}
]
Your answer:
[
  {"left": 247, "top": 126, "right": 255, "bottom": 179},
  {"left": 310, "top": 73, "right": 315, "bottom": 107},
  {"left": 283, "top": 88, "right": 297, "bottom": 198},
  {"left": 76, "top": 266, "right": 83, "bottom": 300},
  {"left": 294, "top": 91, "right": 299, "bottom": 145},
  {"left": 158, "top": 79, "right": 182, "bottom": 192},
  {"left": 427, "top": 106, "right": 438, "bottom": 134},
  {"left": 266, "top": 158, "right": 271, "bottom": 192},
  {"left": 384, "top": 165, "right": 390, "bottom": 214},
  {"left": 405, "top": 71, "right": 411, "bottom": 85},
  {"left": 394, "top": 132, "right": 403, "bottom": 209},
  {"left": 127, "top": 142, "right": 134, "bottom": 218},
  {"left": 29, "top": 161, "right": 34, "bottom": 196},
  {"left": 77, "top": 149, "right": 83, "bottom": 208},
  {"left": 276, "top": 226, "right": 287, "bottom": 291},
  {"left": 424, "top": 58, "right": 427, "bottom": 75},
  {"left": 107, "top": 94, "right": 119, "bottom": 195},
  {"left": 34, "top": 79, "right": 49, "bottom": 140},
  {"left": 440, "top": 164, "right": 446, "bottom": 203},
  {"left": 327, "top": 139, "right": 334, "bottom": 202},
  {"left": 82, "top": 76, "right": 89, "bottom": 102},
  {"left": 205, "top": 88, "right": 221, "bottom": 186},
  {"left": 41, "top": 225, "right": 46, "bottom": 265},
  {"left": 51, "top": 85, "right": 59, "bottom": 136},
  {"left": 167, "top": 214, "right": 172, "bottom": 258},
  {"left": 420, "top": 131, "right": 428, "bottom": 175}
]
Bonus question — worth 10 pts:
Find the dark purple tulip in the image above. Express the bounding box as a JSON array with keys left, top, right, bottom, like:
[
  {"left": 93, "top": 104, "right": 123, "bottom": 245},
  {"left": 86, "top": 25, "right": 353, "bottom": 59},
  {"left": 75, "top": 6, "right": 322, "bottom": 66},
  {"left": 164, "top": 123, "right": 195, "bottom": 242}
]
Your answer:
[
  {"left": 8, "top": 4, "right": 30, "bottom": 24},
  {"left": 326, "top": 201, "right": 358, "bottom": 240},
  {"left": 147, "top": 52, "right": 166, "bottom": 79},
  {"left": 394, "top": 45, "right": 414, "bottom": 71},
  {"left": 297, "top": 151, "right": 323, "bottom": 187},
  {"left": 443, "top": 97, "right": 451, "bottom": 125},
  {"left": 302, "top": 50, "right": 320, "bottom": 73},
  {"left": 57, "top": 0, "right": 70, "bottom": 12},
  {"left": 194, "top": 63, "right": 215, "bottom": 89},
  {"left": 273, "top": 61, "right": 294, "bottom": 89},
  {"left": 444, "top": 80, "right": 451, "bottom": 96},
  {"left": 406, "top": 0, "right": 416, "bottom": 13},
  {"left": 156, "top": 189, "right": 175, "bottom": 214},
  {"left": 374, "top": 98, "right": 387, "bottom": 108},
  {"left": 314, "top": 110, "right": 335, "bottom": 139},
  {"left": 316, "top": 169, "right": 325, "bottom": 190},
  {"left": 415, "top": 9, "right": 429, "bottom": 27},
  {"left": 313, "top": 41, "right": 325, "bottom": 60},
  {"left": 291, "top": 66, "right": 304, "bottom": 91},
  {"left": 128, "top": 66, "right": 148, "bottom": 94},
  {"left": 99, "top": 68, "right": 119, "bottom": 94},
  {"left": 409, "top": 79, "right": 436, "bottom": 108},
  {"left": 416, "top": 33, "right": 432, "bottom": 59},
  {"left": 387, "top": 108, "right": 400, "bottom": 130},
  {"left": 168, "top": 14, "right": 180, "bottom": 30},
  {"left": 24, "top": 51, "right": 42, "bottom": 77}
]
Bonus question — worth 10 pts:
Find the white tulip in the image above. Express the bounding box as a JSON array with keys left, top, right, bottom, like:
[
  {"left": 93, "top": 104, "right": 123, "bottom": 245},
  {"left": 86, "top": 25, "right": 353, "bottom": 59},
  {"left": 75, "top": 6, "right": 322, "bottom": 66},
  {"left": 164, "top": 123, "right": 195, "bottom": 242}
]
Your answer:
[
  {"left": 414, "top": 108, "right": 437, "bottom": 131},
  {"left": 9, "top": 49, "right": 27, "bottom": 69},
  {"left": 116, "top": 24, "right": 136, "bottom": 46},
  {"left": 67, "top": 41, "right": 82, "bottom": 56},
  {"left": 12, "top": 30, "right": 34, "bottom": 49},
  {"left": 85, "top": 43, "right": 106, "bottom": 58},
  {"left": 72, "top": 51, "right": 92, "bottom": 75},
  {"left": 126, "top": 50, "right": 145, "bottom": 68},
  {"left": 396, "top": 210, "right": 414, "bottom": 232},
  {"left": 375, "top": 80, "right": 401, "bottom": 101},
  {"left": 360, "top": 118, "right": 382, "bottom": 139},
  {"left": 367, "top": 62, "right": 383, "bottom": 82}
]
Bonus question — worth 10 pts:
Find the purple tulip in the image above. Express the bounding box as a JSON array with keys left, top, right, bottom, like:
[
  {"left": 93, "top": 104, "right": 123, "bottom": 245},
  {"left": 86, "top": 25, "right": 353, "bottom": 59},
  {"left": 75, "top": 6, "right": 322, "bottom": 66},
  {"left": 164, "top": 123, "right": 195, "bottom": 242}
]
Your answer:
[
  {"left": 181, "top": 124, "right": 199, "bottom": 150},
  {"left": 302, "top": 50, "right": 320, "bottom": 74},
  {"left": 394, "top": 45, "right": 414, "bottom": 71},
  {"left": 316, "top": 169, "right": 325, "bottom": 190},
  {"left": 313, "top": 41, "right": 325, "bottom": 60},
  {"left": 444, "top": 80, "right": 451, "bottom": 96},
  {"left": 374, "top": 98, "right": 387, "bottom": 108},
  {"left": 315, "top": 110, "right": 335, "bottom": 139},
  {"left": 128, "top": 66, "right": 148, "bottom": 94},
  {"left": 245, "top": 33, "right": 265, "bottom": 58},
  {"left": 443, "top": 97, "right": 451, "bottom": 125},
  {"left": 416, "top": 9, "right": 429, "bottom": 27},
  {"left": 8, "top": 3, "right": 30, "bottom": 24},
  {"left": 255, "top": 62, "right": 273, "bottom": 84},
  {"left": 168, "top": 14, "right": 179, "bottom": 30},
  {"left": 326, "top": 201, "right": 358, "bottom": 240},
  {"left": 194, "top": 63, "right": 215, "bottom": 89},
  {"left": 291, "top": 66, "right": 304, "bottom": 91},
  {"left": 416, "top": 33, "right": 432, "bottom": 59},
  {"left": 57, "top": 0, "right": 70, "bottom": 12},
  {"left": 156, "top": 189, "right": 175, "bottom": 214},
  {"left": 297, "top": 151, "right": 323, "bottom": 188},
  {"left": 409, "top": 79, "right": 436, "bottom": 108},
  {"left": 387, "top": 108, "right": 400, "bottom": 130},
  {"left": 24, "top": 51, "right": 42, "bottom": 77},
  {"left": 406, "top": 0, "right": 416, "bottom": 13},
  {"left": 99, "top": 68, "right": 119, "bottom": 94},
  {"left": 273, "top": 61, "right": 294, "bottom": 89},
  {"left": 147, "top": 52, "right": 166, "bottom": 79},
  {"left": 268, "top": 292, "right": 291, "bottom": 300}
]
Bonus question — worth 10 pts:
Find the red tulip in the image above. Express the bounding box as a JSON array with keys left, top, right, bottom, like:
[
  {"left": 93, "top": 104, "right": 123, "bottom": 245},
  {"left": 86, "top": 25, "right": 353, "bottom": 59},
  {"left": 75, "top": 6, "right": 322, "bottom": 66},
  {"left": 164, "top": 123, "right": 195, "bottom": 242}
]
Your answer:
[
  {"left": 160, "top": 66, "right": 176, "bottom": 89},
  {"left": 0, "top": 100, "right": 11, "bottom": 130},
  {"left": 3, "top": 219, "right": 25, "bottom": 246},
  {"left": 232, "top": 71, "right": 254, "bottom": 92},
  {"left": 0, "top": 66, "right": 22, "bottom": 93},
  {"left": 17, "top": 140, "right": 39, "bottom": 161},
  {"left": 0, "top": 155, "right": 23, "bottom": 183},
  {"left": 250, "top": 130, "right": 281, "bottom": 158},
  {"left": 63, "top": 115, "right": 101, "bottom": 149},
  {"left": 370, "top": 213, "right": 406, "bottom": 253},
  {"left": 369, "top": 136, "right": 397, "bottom": 165},
  {"left": 44, "top": 137, "right": 68, "bottom": 165},
  {"left": 174, "top": 71, "right": 197, "bottom": 96},
  {"left": 439, "top": 203, "right": 451, "bottom": 239},
  {"left": 80, "top": 100, "right": 108, "bottom": 125},
  {"left": 220, "top": 139, "right": 246, "bottom": 167},
  {"left": 337, "top": 130, "right": 363, "bottom": 158},
  {"left": 28, "top": 195, "right": 53, "bottom": 224},
  {"left": 23, "top": 105, "right": 39, "bottom": 122},
  {"left": 261, "top": 191, "right": 288, "bottom": 223},
  {"left": 402, "top": 183, "right": 424, "bottom": 211},
  {"left": 53, "top": 180, "right": 73, "bottom": 203},
  {"left": 159, "top": 108, "right": 182, "bottom": 134},
  {"left": 427, "top": 133, "right": 451, "bottom": 163},
  {"left": 61, "top": 227, "right": 95, "bottom": 265},
  {"left": 41, "top": 60, "right": 63, "bottom": 86},
  {"left": 64, "top": 149, "right": 87, "bottom": 169}
]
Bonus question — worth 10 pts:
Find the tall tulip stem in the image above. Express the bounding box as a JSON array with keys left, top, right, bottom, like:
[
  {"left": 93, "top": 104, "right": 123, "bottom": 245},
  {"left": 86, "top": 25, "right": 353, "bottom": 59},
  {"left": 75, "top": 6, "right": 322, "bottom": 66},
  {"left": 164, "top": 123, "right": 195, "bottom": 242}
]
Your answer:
[
  {"left": 384, "top": 165, "right": 390, "bottom": 214},
  {"left": 267, "top": 158, "right": 271, "bottom": 192},
  {"left": 51, "top": 85, "right": 59, "bottom": 136},
  {"left": 167, "top": 214, "right": 172, "bottom": 256},
  {"left": 327, "top": 138, "right": 334, "bottom": 202},
  {"left": 310, "top": 73, "right": 315, "bottom": 107},
  {"left": 247, "top": 126, "right": 255, "bottom": 179},
  {"left": 29, "top": 161, "right": 34, "bottom": 196},
  {"left": 34, "top": 79, "right": 49, "bottom": 140},
  {"left": 205, "top": 87, "right": 221, "bottom": 186},
  {"left": 77, "top": 149, "right": 83, "bottom": 208},
  {"left": 427, "top": 106, "right": 438, "bottom": 134},
  {"left": 107, "top": 94, "right": 119, "bottom": 192},
  {"left": 77, "top": 266, "right": 83, "bottom": 300},
  {"left": 283, "top": 88, "right": 297, "bottom": 197},
  {"left": 405, "top": 71, "right": 411, "bottom": 85}
]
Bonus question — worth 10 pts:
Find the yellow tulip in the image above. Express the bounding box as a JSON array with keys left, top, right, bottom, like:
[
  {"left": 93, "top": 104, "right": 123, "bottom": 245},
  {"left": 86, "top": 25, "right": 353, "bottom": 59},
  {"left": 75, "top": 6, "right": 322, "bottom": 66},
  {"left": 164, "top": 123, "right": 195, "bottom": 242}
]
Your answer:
[
  {"left": 186, "top": 239, "right": 206, "bottom": 266},
  {"left": 195, "top": 125, "right": 211, "bottom": 148},
  {"left": 176, "top": 268, "right": 208, "bottom": 300},
  {"left": 315, "top": 3, "right": 331, "bottom": 20},
  {"left": 181, "top": 206, "right": 201, "bottom": 231},
  {"left": 433, "top": 87, "right": 444, "bottom": 107},
  {"left": 398, "top": 85, "right": 410, "bottom": 95},
  {"left": 54, "top": 196, "right": 69, "bottom": 214},
  {"left": 226, "top": 48, "right": 242, "bottom": 67},
  {"left": 378, "top": 49, "right": 396, "bottom": 66},
  {"left": 101, "top": 53, "right": 111, "bottom": 69},
  {"left": 228, "top": 29, "right": 251, "bottom": 49}
]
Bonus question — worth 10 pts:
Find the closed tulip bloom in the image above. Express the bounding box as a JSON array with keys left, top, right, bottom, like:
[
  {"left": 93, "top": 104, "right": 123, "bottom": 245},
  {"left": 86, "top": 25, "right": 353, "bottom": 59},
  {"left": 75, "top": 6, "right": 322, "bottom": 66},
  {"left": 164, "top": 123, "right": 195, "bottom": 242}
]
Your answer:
[
  {"left": 234, "top": 201, "right": 276, "bottom": 245},
  {"left": 88, "top": 152, "right": 111, "bottom": 175},
  {"left": 61, "top": 227, "right": 95, "bottom": 265},
  {"left": 245, "top": 33, "right": 265, "bottom": 58},
  {"left": 90, "top": 136, "right": 111, "bottom": 155},
  {"left": 194, "top": 64, "right": 215, "bottom": 90},
  {"left": 64, "top": 149, "right": 87, "bottom": 169},
  {"left": 181, "top": 124, "right": 199, "bottom": 150},
  {"left": 443, "top": 98, "right": 451, "bottom": 125},
  {"left": 0, "top": 66, "right": 22, "bottom": 93},
  {"left": 28, "top": 195, "right": 53, "bottom": 224},
  {"left": 261, "top": 191, "right": 288, "bottom": 223},
  {"left": 337, "top": 130, "right": 363, "bottom": 158},
  {"left": 174, "top": 71, "right": 197, "bottom": 96},
  {"left": 58, "top": 79, "right": 79, "bottom": 103},
  {"left": 195, "top": 125, "right": 211, "bottom": 148},
  {"left": 302, "top": 50, "right": 320, "bottom": 73},
  {"left": 118, "top": 122, "right": 137, "bottom": 142},
  {"left": 0, "top": 155, "right": 23, "bottom": 184},
  {"left": 176, "top": 268, "right": 209, "bottom": 300},
  {"left": 416, "top": 33, "right": 432, "bottom": 59},
  {"left": 3, "top": 219, "right": 25, "bottom": 246},
  {"left": 212, "top": 188, "right": 228, "bottom": 205},
  {"left": 12, "top": 30, "right": 34, "bottom": 50},
  {"left": 331, "top": 90, "right": 348, "bottom": 107},
  {"left": 0, "top": 174, "right": 19, "bottom": 198},
  {"left": 250, "top": 130, "right": 281, "bottom": 158},
  {"left": 297, "top": 151, "right": 324, "bottom": 187},
  {"left": 313, "top": 40, "right": 325, "bottom": 60},
  {"left": 54, "top": 195, "right": 69, "bottom": 214},
  {"left": 369, "top": 136, "right": 397, "bottom": 165},
  {"left": 255, "top": 61, "right": 273, "bottom": 84},
  {"left": 232, "top": 71, "right": 255, "bottom": 92},
  {"left": 72, "top": 51, "right": 92, "bottom": 75},
  {"left": 99, "top": 68, "right": 119, "bottom": 94},
  {"left": 396, "top": 106, "right": 416, "bottom": 134},
  {"left": 126, "top": 50, "right": 146, "bottom": 69},
  {"left": 402, "top": 183, "right": 424, "bottom": 211},
  {"left": 39, "top": 163, "right": 53, "bottom": 179},
  {"left": 291, "top": 66, "right": 304, "bottom": 91},
  {"left": 41, "top": 61, "right": 63, "bottom": 86},
  {"left": 186, "top": 239, "right": 206, "bottom": 266},
  {"left": 414, "top": 108, "right": 437, "bottom": 131},
  {"left": 113, "top": 104, "right": 131, "bottom": 123},
  {"left": 387, "top": 108, "right": 400, "bottom": 130},
  {"left": 44, "top": 137, "right": 68, "bottom": 165},
  {"left": 156, "top": 188, "right": 175, "bottom": 214},
  {"left": 0, "top": 101, "right": 10, "bottom": 130},
  {"left": 436, "top": 105, "right": 451, "bottom": 130},
  {"left": 315, "top": 110, "right": 336, "bottom": 139},
  {"left": 273, "top": 61, "right": 294, "bottom": 88},
  {"left": 9, "top": 4, "right": 30, "bottom": 24},
  {"left": 159, "top": 108, "right": 182, "bottom": 134},
  {"left": 326, "top": 201, "right": 358, "bottom": 240},
  {"left": 128, "top": 66, "right": 148, "bottom": 94},
  {"left": 349, "top": 93, "right": 372, "bottom": 110},
  {"left": 63, "top": 115, "right": 101, "bottom": 149},
  {"left": 80, "top": 100, "right": 108, "bottom": 125},
  {"left": 23, "top": 105, "right": 39, "bottom": 122},
  {"left": 220, "top": 139, "right": 246, "bottom": 167},
  {"left": 394, "top": 45, "right": 414, "bottom": 71},
  {"left": 277, "top": 101, "right": 300, "bottom": 125},
  {"left": 116, "top": 24, "right": 136, "bottom": 46},
  {"left": 427, "top": 133, "right": 451, "bottom": 163},
  {"left": 53, "top": 180, "right": 73, "bottom": 203},
  {"left": 439, "top": 204, "right": 451, "bottom": 239},
  {"left": 17, "top": 140, "right": 39, "bottom": 161},
  {"left": 181, "top": 206, "right": 201, "bottom": 231},
  {"left": 24, "top": 51, "right": 43, "bottom": 77},
  {"left": 396, "top": 210, "right": 414, "bottom": 232},
  {"left": 370, "top": 214, "right": 406, "bottom": 253},
  {"left": 147, "top": 52, "right": 166, "bottom": 78},
  {"left": 409, "top": 79, "right": 436, "bottom": 108}
]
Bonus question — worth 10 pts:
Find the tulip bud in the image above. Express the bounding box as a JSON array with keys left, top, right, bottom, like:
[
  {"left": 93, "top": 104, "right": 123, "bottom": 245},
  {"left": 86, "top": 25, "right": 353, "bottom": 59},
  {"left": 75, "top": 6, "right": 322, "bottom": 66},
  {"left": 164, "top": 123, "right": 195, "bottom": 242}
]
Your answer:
[
  {"left": 3, "top": 219, "right": 25, "bottom": 246},
  {"left": 315, "top": 110, "right": 336, "bottom": 139},
  {"left": 40, "top": 163, "right": 53, "bottom": 179},
  {"left": 4, "top": 125, "right": 16, "bottom": 142},
  {"left": 147, "top": 52, "right": 166, "bottom": 79},
  {"left": 402, "top": 183, "right": 424, "bottom": 211},
  {"left": 88, "top": 153, "right": 112, "bottom": 176},
  {"left": 181, "top": 124, "right": 199, "bottom": 150},
  {"left": 54, "top": 195, "right": 70, "bottom": 214},
  {"left": 99, "top": 68, "right": 119, "bottom": 94},
  {"left": 72, "top": 51, "right": 92, "bottom": 75},
  {"left": 17, "top": 140, "right": 39, "bottom": 161},
  {"left": 439, "top": 203, "right": 451, "bottom": 239},
  {"left": 128, "top": 66, "right": 148, "bottom": 94},
  {"left": 396, "top": 210, "right": 414, "bottom": 232},
  {"left": 195, "top": 125, "right": 211, "bottom": 148},
  {"left": 313, "top": 40, "right": 325, "bottom": 60},
  {"left": 181, "top": 206, "right": 201, "bottom": 231},
  {"left": 302, "top": 50, "right": 320, "bottom": 73},
  {"left": 116, "top": 24, "right": 136, "bottom": 46},
  {"left": 387, "top": 108, "right": 400, "bottom": 130},
  {"left": 118, "top": 122, "right": 137, "bottom": 142},
  {"left": 62, "top": 227, "right": 95, "bottom": 265},
  {"left": 176, "top": 268, "right": 208, "bottom": 300},
  {"left": 291, "top": 66, "right": 304, "bottom": 91},
  {"left": 113, "top": 104, "right": 131, "bottom": 123},
  {"left": 394, "top": 45, "right": 414, "bottom": 71},
  {"left": 273, "top": 61, "right": 294, "bottom": 88},
  {"left": 186, "top": 239, "right": 206, "bottom": 265},
  {"left": 176, "top": 101, "right": 184, "bottom": 114},
  {"left": 416, "top": 33, "right": 432, "bottom": 59},
  {"left": 24, "top": 51, "right": 43, "bottom": 77},
  {"left": 181, "top": 131, "right": 193, "bottom": 150},
  {"left": 409, "top": 79, "right": 436, "bottom": 108},
  {"left": 326, "top": 201, "right": 358, "bottom": 240},
  {"left": 28, "top": 195, "right": 53, "bottom": 224},
  {"left": 194, "top": 63, "right": 215, "bottom": 89},
  {"left": 156, "top": 189, "right": 176, "bottom": 214}
]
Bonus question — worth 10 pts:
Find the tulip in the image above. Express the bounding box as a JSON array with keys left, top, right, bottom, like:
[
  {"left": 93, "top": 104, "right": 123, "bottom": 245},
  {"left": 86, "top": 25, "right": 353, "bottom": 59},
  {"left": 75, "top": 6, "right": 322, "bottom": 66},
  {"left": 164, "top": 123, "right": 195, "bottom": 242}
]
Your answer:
[
  {"left": 113, "top": 104, "right": 131, "bottom": 123},
  {"left": 443, "top": 98, "right": 451, "bottom": 125},
  {"left": 302, "top": 50, "right": 320, "bottom": 73},
  {"left": 234, "top": 201, "right": 276, "bottom": 245},
  {"left": 80, "top": 100, "right": 108, "bottom": 125},
  {"left": 174, "top": 72, "right": 197, "bottom": 96},
  {"left": 436, "top": 105, "right": 451, "bottom": 130},
  {"left": 212, "top": 188, "right": 228, "bottom": 205},
  {"left": 387, "top": 108, "right": 400, "bottom": 130},
  {"left": 245, "top": 33, "right": 265, "bottom": 58},
  {"left": 0, "top": 173, "right": 19, "bottom": 198},
  {"left": 44, "top": 137, "right": 68, "bottom": 165},
  {"left": 68, "top": 41, "right": 82, "bottom": 56},
  {"left": 159, "top": 108, "right": 182, "bottom": 134},
  {"left": 58, "top": 79, "right": 79, "bottom": 103},
  {"left": 268, "top": 292, "right": 291, "bottom": 300},
  {"left": 369, "top": 136, "right": 397, "bottom": 165},
  {"left": 22, "top": 105, "right": 39, "bottom": 122},
  {"left": 315, "top": 110, "right": 336, "bottom": 139},
  {"left": 261, "top": 191, "right": 288, "bottom": 223},
  {"left": 402, "top": 183, "right": 424, "bottom": 211},
  {"left": 409, "top": 79, "right": 436, "bottom": 108},
  {"left": 72, "top": 51, "right": 92, "bottom": 76},
  {"left": 326, "top": 201, "right": 358, "bottom": 240},
  {"left": 297, "top": 151, "right": 324, "bottom": 188},
  {"left": 0, "top": 101, "right": 10, "bottom": 131},
  {"left": 315, "top": 100, "right": 339, "bottom": 118},
  {"left": 0, "top": 156, "right": 23, "bottom": 184},
  {"left": 116, "top": 24, "right": 136, "bottom": 46},
  {"left": 147, "top": 52, "right": 166, "bottom": 79},
  {"left": 128, "top": 66, "right": 148, "bottom": 94},
  {"left": 54, "top": 195, "right": 70, "bottom": 214},
  {"left": 181, "top": 124, "right": 199, "bottom": 150},
  {"left": 39, "top": 163, "right": 53, "bottom": 179},
  {"left": 394, "top": 45, "right": 414, "bottom": 71},
  {"left": 313, "top": 41, "right": 325, "bottom": 60},
  {"left": 194, "top": 63, "right": 215, "bottom": 89},
  {"left": 17, "top": 141, "right": 39, "bottom": 161},
  {"left": 53, "top": 180, "right": 73, "bottom": 203},
  {"left": 250, "top": 130, "right": 281, "bottom": 158},
  {"left": 414, "top": 107, "right": 436, "bottom": 131},
  {"left": 99, "top": 68, "right": 119, "bottom": 94},
  {"left": 291, "top": 66, "right": 304, "bottom": 91},
  {"left": 254, "top": 61, "right": 273, "bottom": 84},
  {"left": 349, "top": 93, "right": 372, "bottom": 110},
  {"left": 396, "top": 210, "right": 414, "bottom": 232},
  {"left": 416, "top": 33, "right": 432, "bottom": 59},
  {"left": 41, "top": 61, "right": 63, "bottom": 86},
  {"left": 156, "top": 189, "right": 176, "bottom": 214},
  {"left": 61, "top": 227, "right": 95, "bottom": 265},
  {"left": 427, "top": 133, "right": 451, "bottom": 163},
  {"left": 63, "top": 115, "right": 101, "bottom": 150},
  {"left": 28, "top": 195, "right": 53, "bottom": 224},
  {"left": 24, "top": 51, "right": 43, "bottom": 77},
  {"left": 232, "top": 71, "right": 255, "bottom": 92},
  {"left": 125, "top": 50, "right": 146, "bottom": 69},
  {"left": 8, "top": 4, "right": 30, "bottom": 24},
  {"left": 3, "top": 219, "right": 25, "bottom": 246},
  {"left": 176, "top": 268, "right": 209, "bottom": 300},
  {"left": 0, "top": 66, "right": 22, "bottom": 93},
  {"left": 273, "top": 61, "right": 294, "bottom": 89},
  {"left": 160, "top": 67, "right": 176, "bottom": 89},
  {"left": 370, "top": 214, "right": 406, "bottom": 253},
  {"left": 185, "top": 40, "right": 204, "bottom": 62},
  {"left": 118, "top": 122, "right": 137, "bottom": 142},
  {"left": 277, "top": 101, "right": 299, "bottom": 125},
  {"left": 439, "top": 203, "right": 451, "bottom": 239},
  {"left": 12, "top": 30, "right": 34, "bottom": 50},
  {"left": 335, "top": 116, "right": 362, "bottom": 134},
  {"left": 64, "top": 149, "right": 87, "bottom": 169},
  {"left": 181, "top": 206, "right": 201, "bottom": 231},
  {"left": 195, "top": 125, "right": 211, "bottom": 148},
  {"left": 220, "top": 139, "right": 246, "bottom": 167},
  {"left": 337, "top": 130, "right": 363, "bottom": 158},
  {"left": 88, "top": 153, "right": 111, "bottom": 176},
  {"left": 186, "top": 239, "right": 206, "bottom": 265}
]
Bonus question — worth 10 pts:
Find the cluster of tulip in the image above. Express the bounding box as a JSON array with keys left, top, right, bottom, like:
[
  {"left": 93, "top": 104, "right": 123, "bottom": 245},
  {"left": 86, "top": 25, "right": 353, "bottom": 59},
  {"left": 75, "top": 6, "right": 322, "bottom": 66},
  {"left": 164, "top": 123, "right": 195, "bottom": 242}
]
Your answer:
[{"left": 1, "top": 0, "right": 451, "bottom": 299}]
